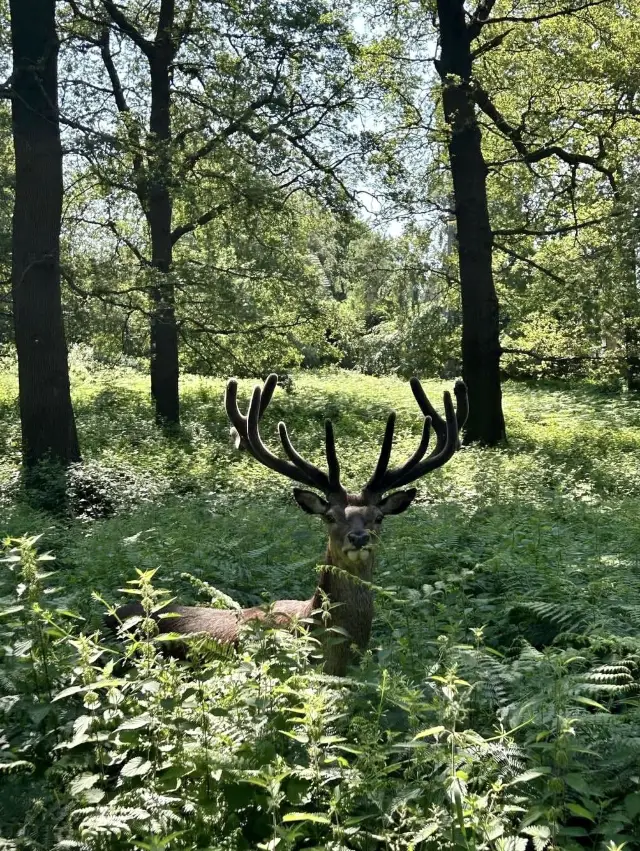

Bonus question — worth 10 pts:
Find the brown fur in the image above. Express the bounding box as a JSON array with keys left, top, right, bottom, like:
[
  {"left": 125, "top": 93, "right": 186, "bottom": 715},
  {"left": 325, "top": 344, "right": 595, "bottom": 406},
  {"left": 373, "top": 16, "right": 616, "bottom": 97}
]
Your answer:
[{"left": 105, "top": 495, "right": 392, "bottom": 676}]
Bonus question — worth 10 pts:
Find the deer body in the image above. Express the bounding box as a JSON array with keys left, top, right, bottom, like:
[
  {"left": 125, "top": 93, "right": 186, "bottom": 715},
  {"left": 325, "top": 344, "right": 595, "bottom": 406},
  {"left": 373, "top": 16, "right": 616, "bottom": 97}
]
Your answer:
[
  {"left": 108, "top": 376, "right": 467, "bottom": 676},
  {"left": 107, "top": 538, "right": 375, "bottom": 675}
]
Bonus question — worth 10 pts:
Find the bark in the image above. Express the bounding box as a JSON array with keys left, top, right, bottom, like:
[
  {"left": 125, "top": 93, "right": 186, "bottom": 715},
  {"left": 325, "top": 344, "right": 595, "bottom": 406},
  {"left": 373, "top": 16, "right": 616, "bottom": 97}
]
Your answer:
[
  {"left": 147, "top": 42, "right": 179, "bottom": 425},
  {"left": 617, "top": 182, "right": 640, "bottom": 392},
  {"left": 435, "top": 0, "right": 506, "bottom": 445},
  {"left": 101, "top": 0, "right": 180, "bottom": 426},
  {"left": 10, "top": 0, "right": 81, "bottom": 469},
  {"left": 622, "top": 251, "right": 640, "bottom": 391},
  {"left": 624, "top": 326, "right": 640, "bottom": 391}
]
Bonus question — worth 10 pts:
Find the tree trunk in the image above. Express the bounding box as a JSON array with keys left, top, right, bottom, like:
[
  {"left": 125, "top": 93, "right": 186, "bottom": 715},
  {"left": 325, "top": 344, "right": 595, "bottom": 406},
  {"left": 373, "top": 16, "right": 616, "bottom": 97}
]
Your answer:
[
  {"left": 10, "top": 0, "right": 81, "bottom": 469},
  {"left": 620, "top": 206, "right": 640, "bottom": 391},
  {"left": 146, "top": 15, "right": 179, "bottom": 427},
  {"left": 624, "top": 325, "right": 640, "bottom": 391},
  {"left": 436, "top": 0, "right": 506, "bottom": 445}
]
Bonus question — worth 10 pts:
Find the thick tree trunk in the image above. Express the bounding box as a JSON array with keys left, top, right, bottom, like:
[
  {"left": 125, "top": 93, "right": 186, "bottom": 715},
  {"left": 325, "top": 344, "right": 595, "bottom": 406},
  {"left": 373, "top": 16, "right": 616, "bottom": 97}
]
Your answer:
[
  {"left": 147, "top": 37, "right": 179, "bottom": 426},
  {"left": 10, "top": 0, "right": 81, "bottom": 469},
  {"left": 436, "top": 0, "right": 506, "bottom": 445}
]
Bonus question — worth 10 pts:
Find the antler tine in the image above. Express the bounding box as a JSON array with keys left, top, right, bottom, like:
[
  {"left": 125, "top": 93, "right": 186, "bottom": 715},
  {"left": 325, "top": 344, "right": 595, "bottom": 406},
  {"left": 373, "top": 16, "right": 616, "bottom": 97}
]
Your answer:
[
  {"left": 411, "top": 376, "right": 468, "bottom": 447},
  {"left": 391, "top": 390, "right": 459, "bottom": 488},
  {"left": 363, "top": 414, "right": 432, "bottom": 498},
  {"left": 324, "top": 420, "right": 344, "bottom": 494},
  {"left": 278, "top": 420, "right": 344, "bottom": 497},
  {"left": 227, "top": 374, "right": 346, "bottom": 497},
  {"left": 226, "top": 376, "right": 307, "bottom": 484},
  {"left": 225, "top": 379, "right": 248, "bottom": 441},
  {"left": 259, "top": 373, "right": 278, "bottom": 417},
  {"left": 226, "top": 374, "right": 278, "bottom": 451},
  {"left": 244, "top": 385, "right": 317, "bottom": 488},
  {"left": 410, "top": 377, "right": 447, "bottom": 450},
  {"left": 391, "top": 415, "right": 432, "bottom": 479},
  {"left": 364, "top": 413, "right": 396, "bottom": 492}
]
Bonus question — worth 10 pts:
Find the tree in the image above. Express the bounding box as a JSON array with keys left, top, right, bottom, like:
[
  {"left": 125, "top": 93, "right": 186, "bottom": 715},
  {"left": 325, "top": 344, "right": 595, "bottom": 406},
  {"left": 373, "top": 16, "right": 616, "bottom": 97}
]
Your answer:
[
  {"left": 433, "top": 0, "right": 505, "bottom": 445},
  {"left": 63, "top": 0, "right": 358, "bottom": 426},
  {"left": 469, "top": 0, "right": 635, "bottom": 386},
  {"left": 361, "top": 0, "right": 629, "bottom": 440},
  {"left": 358, "top": 1, "right": 506, "bottom": 442},
  {"left": 9, "top": 0, "right": 80, "bottom": 469},
  {"left": 0, "top": 107, "right": 13, "bottom": 345}
]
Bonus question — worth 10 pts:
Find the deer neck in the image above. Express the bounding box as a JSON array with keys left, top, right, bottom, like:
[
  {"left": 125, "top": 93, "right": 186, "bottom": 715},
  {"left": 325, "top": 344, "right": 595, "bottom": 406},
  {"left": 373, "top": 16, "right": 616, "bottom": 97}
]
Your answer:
[{"left": 311, "top": 543, "right": 375, "bottom": 675}]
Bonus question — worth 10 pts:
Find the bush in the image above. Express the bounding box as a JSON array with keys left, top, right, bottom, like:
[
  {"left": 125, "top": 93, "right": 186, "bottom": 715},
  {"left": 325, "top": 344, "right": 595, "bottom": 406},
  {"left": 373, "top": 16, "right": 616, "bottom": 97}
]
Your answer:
[{"left": 2, "top": 370, "right": 640, "bottom": 848}]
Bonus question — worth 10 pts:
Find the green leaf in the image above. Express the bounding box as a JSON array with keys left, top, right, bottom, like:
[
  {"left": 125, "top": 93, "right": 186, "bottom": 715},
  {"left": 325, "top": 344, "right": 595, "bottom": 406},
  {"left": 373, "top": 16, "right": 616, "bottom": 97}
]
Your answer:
[
  {"left": 282, "top": 812, "right": 331, "bottom": 824},
  {"left": 564, "top": 773, "right": 594, "bottom": 796},
  {"left": 53, "top": 685, "right": 86, "bottom": 702},
  {"left": 121, "top": 757, "right": 152, "bottom": 777},
  {"left": 70, "top": 773, "right": 101, "bottom": 796},
  {"left": 504, "top": 769, "right": 550, "bottom": 787},
  {"left": 411, "top": 823, "right": 439, "bottom": 842},
  {"left": 624, "top": 792, "right": 640, "bottom": 820},
  {"left": 0, "top": 605, "right": 25, "bottom": 617},
  {"left": 571, "top": 696, "right": 608, "bottom": 711},
  {"left": 413, "top": 726, "right": 446, "bottom": 740},
  {"left": 117, "top": 714, "right": 153, "bottom": 730},
  {"left": 565, "top": 802, "right": 596, "bottom": 822},
  {"left": 0, "top": 760, "right": 34, "bottom": 774}
]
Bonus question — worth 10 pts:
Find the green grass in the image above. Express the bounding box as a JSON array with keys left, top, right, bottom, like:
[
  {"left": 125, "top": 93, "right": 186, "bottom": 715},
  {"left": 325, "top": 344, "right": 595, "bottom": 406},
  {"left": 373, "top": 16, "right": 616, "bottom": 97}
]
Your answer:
[{"left": 2, "top": 350, "right": 640, "bottom": 849}]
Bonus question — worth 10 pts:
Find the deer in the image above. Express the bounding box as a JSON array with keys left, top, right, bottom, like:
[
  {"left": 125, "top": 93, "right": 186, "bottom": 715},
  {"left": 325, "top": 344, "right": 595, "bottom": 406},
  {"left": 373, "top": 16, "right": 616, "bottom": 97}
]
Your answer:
[{"left": 106, "top": 375, "right": 468, "bottom": 676}]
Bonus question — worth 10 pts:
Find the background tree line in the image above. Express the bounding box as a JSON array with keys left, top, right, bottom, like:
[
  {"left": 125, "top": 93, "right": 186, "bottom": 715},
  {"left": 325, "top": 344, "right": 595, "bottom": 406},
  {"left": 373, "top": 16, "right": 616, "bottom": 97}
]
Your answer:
[{"left": 2, "top": 0, "right": 639, "bottom": 475}]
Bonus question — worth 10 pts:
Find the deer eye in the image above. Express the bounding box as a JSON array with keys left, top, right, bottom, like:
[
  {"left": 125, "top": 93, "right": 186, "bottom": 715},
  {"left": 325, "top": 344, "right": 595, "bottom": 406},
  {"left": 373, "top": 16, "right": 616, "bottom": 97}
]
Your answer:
[
  {"left": 325, "top": 514, "right": 337, "bottom": 524},
  {"left": 374, "top": 513, "right": 384, "bottom": 525}
]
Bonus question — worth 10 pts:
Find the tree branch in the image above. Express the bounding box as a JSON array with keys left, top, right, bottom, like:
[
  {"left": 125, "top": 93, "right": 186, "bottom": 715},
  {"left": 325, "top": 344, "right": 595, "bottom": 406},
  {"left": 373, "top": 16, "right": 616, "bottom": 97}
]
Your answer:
[
  {"left": 97, "top": 26, "right": 146, "bottom": 188},
  {"left": 278, "top": 132, "right": 356, "bottom": 202},
  {"left": 175, "top": 0, "right": 197, "bottom": 45},
  {"left": 181, "top": 94, "right": 281, "bottom": 172},
  {"left": 480, "top": 0, "right": 609, "bottom": 28},
  {"left": 98, "top": 26, "right": 129, "bottom": 114},
  {"left": 171, "top": 202, "right": 230, "bottom": 245},
  {"left": 494, "top": 214, "right": 614, "bottom": 237},
  {"left": 471, "top": 29, "right": 513, "bottom": 60},
  {"left": 58, "top": 112, "right": 121, "bottom": 147},
  {"left": 101, "top": 0, "right": 154, "bottom": 59},
  {"left": 472, "top": 83, "right": 618, "bottom": 193},
  {"left": 183, "top": 314, "right": 310, "bottom": 337},
  {"left": 494, "top": 241, "right": 567, "bottom": 286},
  {"left": 468, "top": 0, "right": 499, "bottom": 40}
]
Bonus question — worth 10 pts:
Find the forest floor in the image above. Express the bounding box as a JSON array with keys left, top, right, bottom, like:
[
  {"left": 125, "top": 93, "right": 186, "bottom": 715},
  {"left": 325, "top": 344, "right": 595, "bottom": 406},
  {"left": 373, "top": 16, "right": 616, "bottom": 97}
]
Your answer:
[{"left": 2, "top": 350, "right": 640, "bottom": 849}]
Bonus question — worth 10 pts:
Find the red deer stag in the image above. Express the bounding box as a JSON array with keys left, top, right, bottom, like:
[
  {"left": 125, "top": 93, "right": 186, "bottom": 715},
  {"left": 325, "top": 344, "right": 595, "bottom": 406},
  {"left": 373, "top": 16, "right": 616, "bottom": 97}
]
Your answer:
[{"left": 108, "top": 375, "right": 468, "bottom": 675}]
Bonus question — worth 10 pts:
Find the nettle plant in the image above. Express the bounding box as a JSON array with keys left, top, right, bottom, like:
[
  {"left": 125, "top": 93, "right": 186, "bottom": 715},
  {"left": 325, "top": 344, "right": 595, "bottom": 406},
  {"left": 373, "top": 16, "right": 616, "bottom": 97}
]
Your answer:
[
  {"left": 108, "top": 374, "right": 468, "bottom": 675},
  {"left": 0, "top": 536, "right": 76, "bottom": 767}
]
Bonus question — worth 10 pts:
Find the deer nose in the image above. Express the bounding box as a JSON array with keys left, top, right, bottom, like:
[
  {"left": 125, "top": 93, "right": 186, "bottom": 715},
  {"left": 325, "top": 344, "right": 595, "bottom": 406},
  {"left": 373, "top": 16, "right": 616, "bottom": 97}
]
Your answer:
[{"left": 347, "top": 531, "right": 370, "bottom": 549}]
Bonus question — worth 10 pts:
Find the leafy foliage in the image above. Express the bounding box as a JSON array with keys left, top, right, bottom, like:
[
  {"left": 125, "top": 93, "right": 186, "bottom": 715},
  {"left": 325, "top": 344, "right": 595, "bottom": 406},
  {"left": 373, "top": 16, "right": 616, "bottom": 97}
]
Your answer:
[{"left": 2, "top": 367, "right": 640, "bottom": 848}]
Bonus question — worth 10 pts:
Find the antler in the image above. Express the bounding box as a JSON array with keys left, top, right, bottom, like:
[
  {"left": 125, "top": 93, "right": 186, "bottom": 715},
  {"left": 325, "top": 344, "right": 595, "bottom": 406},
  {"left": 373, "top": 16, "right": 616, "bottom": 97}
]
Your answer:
[
  {"left": 410, "top": 377, "right": 468, "bottom": 453},
  {"left": 229, "top": 373, "right": 278, "bottom": 449},
  {"left": 363, "top": 378, "right": 468, "bottom": 498},
  {"left": 225, "top": 374, "right": 347, "bottom": 503}
]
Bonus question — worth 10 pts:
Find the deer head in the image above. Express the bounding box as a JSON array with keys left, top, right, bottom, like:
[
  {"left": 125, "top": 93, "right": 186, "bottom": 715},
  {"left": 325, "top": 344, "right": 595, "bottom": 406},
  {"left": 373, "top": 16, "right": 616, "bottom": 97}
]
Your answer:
[{"left": 225, "top": 375, "right": 468, "bottom": 571}]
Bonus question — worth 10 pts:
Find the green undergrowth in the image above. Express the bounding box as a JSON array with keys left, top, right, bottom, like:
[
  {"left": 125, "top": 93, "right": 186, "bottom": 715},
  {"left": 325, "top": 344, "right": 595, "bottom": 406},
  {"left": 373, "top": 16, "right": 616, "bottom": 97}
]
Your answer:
[{"left": 2, "top": 350, "right": 640, "bottom": 849}]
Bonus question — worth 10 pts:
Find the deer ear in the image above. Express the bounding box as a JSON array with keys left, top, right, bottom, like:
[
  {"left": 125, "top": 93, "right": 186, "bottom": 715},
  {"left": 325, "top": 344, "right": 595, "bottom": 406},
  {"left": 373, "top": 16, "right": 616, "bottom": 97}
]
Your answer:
[
  {"left": 293, "top": 488, "right": 330, "bottom": 515},
  {"left": 379, "top": 488, "right": 417, "bottom": 516}
]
